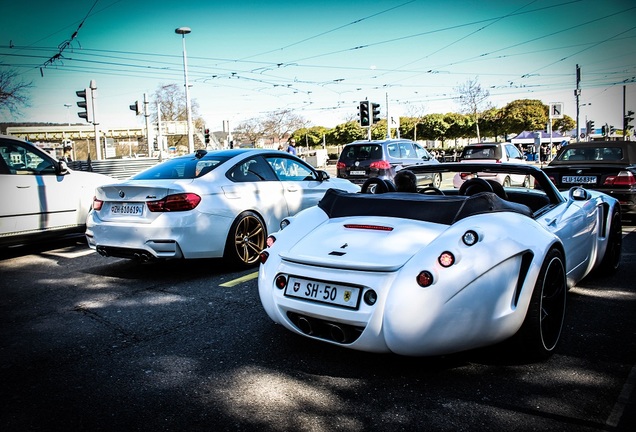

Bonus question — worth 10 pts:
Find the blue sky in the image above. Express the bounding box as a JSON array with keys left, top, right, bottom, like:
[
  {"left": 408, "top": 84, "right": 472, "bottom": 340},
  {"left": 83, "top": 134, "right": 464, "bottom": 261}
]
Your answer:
[{"left": 2, "top": 0, "right": 635, "bottom": 133}]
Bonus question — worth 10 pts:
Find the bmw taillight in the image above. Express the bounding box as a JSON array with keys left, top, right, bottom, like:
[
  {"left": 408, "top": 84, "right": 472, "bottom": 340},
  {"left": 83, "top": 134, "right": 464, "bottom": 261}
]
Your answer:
[
  {"left": 92, "top": 197, "right": 103, "bottom": 211},
  {"left": 370, "top": 160, "right": 391, "bottom": 170},
  {"left": 147, "top": 193, "right": 201, "bottom": 212},
  {"left": 603, "top": 171, "right": 635, "bottom": 186}
]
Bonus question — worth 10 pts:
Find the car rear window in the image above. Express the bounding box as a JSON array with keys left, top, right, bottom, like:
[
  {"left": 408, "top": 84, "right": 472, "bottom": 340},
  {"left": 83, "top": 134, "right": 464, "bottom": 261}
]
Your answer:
[
  {"left": 557, "top": 147, "right": 623, "bottom": 162},
  {"left": 132, "top": 155, "right": 231, "bottom": 180},
  {"left": 340, "top": 144, "right": 383, "bottom": 161},
  {"left": 461, "top": 145, "right": 502, "bottom": 160}
]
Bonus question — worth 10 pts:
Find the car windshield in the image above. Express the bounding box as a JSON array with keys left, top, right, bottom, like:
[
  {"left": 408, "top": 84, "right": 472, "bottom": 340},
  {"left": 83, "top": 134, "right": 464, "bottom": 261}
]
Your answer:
[
  {"left": 462, "top": 145, "right": 502, "bottom": 160},
  {"left": 557, "top": 146, "right": 623, "bottom": 162},
  {"left": 131, "top": 155, "right": 231, "bottom": 180},
  {"left": 341, "top": 144, "right": 382, "bottom": 161}
]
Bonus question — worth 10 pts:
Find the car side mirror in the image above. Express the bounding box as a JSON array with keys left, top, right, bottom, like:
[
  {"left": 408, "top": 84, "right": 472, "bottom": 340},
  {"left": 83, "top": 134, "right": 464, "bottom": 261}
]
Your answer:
[
  {"left": 317, "top": 170, "right": 330, "bottom": 181},
  {"left": 569, "top": 187, "right": 590, "bottom": 201},
  {"left": 56, "top": 160, "right": 69, "bottom": 175}
]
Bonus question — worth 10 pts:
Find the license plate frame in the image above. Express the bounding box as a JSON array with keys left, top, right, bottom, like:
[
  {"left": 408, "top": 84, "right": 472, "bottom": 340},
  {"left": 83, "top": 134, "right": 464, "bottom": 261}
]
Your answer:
[
  {"left": 110, "top": 203, "right": 144, "bottom": 216},
  {"left": 562, "top": 175, "right": 596, "bottom": 184},
  {"left": 284, "top": 276, "right": 362, "bottom": 309}
]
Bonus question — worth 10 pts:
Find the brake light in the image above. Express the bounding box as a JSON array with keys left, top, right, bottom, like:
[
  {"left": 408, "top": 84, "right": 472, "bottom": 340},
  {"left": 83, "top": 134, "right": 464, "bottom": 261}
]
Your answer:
[
  {"left": 336, "top": 161, "right": 345, "bottom": 169},
  {"left": 92, "top": 197, "right": 103, "bottom": 211},
  {"left": 147, "top": 193, "right": 201, "bottom": 212},
  {"left": 370, "top": 160, "right": 391, "bottom": 170},
  {"left": 603, "top": 171, "right": 635, "bottom": 186},
  {"left": 460, "top": 173, "right": 475, "bottom": 180},
  {"left": 344, "top": 224, "right": 394, "bottom": 231}
]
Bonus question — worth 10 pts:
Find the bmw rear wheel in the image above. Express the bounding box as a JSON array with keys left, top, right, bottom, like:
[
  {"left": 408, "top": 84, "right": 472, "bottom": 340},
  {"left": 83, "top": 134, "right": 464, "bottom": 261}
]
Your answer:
[
  {"left": 225, "top": 211, "right": 266, "bottom": 267},
  {"left": 515, "top": 248, "right": 566, "bottom": 361}
]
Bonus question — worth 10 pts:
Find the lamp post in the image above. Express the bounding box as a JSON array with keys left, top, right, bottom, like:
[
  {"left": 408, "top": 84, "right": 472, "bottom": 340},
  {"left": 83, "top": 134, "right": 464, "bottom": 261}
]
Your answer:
[
  {"left": 175, "top": 26, "right": 194, "bottom": 154},
  {"left": 64, "top": 103, "right": 72, "bottom": 126}
]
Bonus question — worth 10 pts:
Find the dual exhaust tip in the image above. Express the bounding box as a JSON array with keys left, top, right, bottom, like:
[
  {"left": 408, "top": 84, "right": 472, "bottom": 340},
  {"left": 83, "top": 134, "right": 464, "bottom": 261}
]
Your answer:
[{"left": 296, "top": 315, "right": 351, "bottom": 344}]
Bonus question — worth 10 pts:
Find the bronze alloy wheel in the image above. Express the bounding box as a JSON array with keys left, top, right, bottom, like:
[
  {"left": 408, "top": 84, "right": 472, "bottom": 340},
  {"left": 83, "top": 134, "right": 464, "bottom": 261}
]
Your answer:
[{"left": 227, "top": 211, "right": 266, "bottom": 266}]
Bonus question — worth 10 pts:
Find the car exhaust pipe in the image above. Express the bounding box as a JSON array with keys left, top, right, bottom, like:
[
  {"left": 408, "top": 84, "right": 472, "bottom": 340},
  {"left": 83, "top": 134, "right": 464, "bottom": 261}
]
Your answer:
[
  {"left": 297, "top": 316, "right": 313, "bottom": 335},
  {"left": 96, "top": 247, "right": 109, "bottom": 257},
  {"left": 133, "top": 252, "right": 152, "bottom": 262},
  {"left": 328, "top": 323, "right": 350, "bottom": 343}
]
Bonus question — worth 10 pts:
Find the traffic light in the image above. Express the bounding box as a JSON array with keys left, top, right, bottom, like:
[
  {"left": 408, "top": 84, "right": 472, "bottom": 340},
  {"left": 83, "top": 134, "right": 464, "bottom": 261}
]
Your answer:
[
  {"left": 624, "top": 110, "right": 634, "bottom": 134},
  {"left": 609, "top": 125, "right": 616, "bottom": 135},
  {"left": 586, "top": 120, "right": 594, "bottom": 134},
  {"left": 129, "top": 100, "right": 140, "bottom": 115},
  {"left": 602, "top": 124, "right": 607, "bottom": 136},
  {"left": 371, "top": 102, "right": 381, "bottom": 124},
  {"left": 358, "top": 101, "right": 370, "bottom": 127},
  {"left": 204, "top": 128, "right": 210, "bottom": 145},
  {"left": 76, "top": 88, "right": 93, "bottom": 123}
]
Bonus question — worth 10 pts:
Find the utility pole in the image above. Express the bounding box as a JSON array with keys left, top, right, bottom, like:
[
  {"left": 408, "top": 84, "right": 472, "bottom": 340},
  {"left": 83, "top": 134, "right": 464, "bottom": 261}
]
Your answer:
[
  {"left": 575, "top": 65, "right": 581, "bottom": 141},
  {"left": 143, "top": 93, "right": 152, "bottom": 156}
]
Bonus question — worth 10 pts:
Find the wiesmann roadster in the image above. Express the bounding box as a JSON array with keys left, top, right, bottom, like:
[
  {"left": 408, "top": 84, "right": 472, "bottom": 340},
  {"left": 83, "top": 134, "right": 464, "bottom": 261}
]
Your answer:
[{"left": 258, "top": 163, "right": 622, "bottom": 360}]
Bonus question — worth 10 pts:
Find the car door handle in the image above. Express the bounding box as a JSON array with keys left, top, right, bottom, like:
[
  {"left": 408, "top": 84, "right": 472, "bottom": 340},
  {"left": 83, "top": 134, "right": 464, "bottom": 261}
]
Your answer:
[
  {"left": 285, "top": 185, "right": 299, "bottom": 192},
  {"left": 16, "top": 185, "right": 31, "bottom": 188}
]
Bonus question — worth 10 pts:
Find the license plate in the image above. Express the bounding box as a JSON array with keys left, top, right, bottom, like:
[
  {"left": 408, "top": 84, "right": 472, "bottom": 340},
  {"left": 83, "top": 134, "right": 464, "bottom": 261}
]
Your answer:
[
  {"left": 562, "top": 175, "right": 596, "bottom": 184},
  {"left": 284, "top": 276, "right": 361, "bottom": 309},
  {"left": 110, "top": 203, "right": 144, "bottom": 215},
  {"left": 350, "top": 170, "right": 365, "bottom": 176}
]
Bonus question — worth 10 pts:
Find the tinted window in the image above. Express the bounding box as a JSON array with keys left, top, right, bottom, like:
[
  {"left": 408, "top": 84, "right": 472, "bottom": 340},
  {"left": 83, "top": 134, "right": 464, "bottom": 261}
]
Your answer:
[
  {"left": 266, "top": 156, "right": 317, "bottom": 181},
  {"left": 558, "top": 146, "right": 623, "bottom": 162},
  {"left": 462, "top": 146, "right": 497, "bottom": 159},
  {"left": 227, "top": 156, "right": 275, "bottom": 182},
  {"left": 0, "top": 140, "right": 56, "bottom": 175},
  {"left": 132, "top": 155, "right": 230, "bottom": 180},
  {"left": 340, "top": 145, "right": 382, "bottom": 161}
]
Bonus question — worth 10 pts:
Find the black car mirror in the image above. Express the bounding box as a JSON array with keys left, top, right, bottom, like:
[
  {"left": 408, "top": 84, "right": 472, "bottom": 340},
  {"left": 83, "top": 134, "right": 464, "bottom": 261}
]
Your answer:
[
  {"left": 317, "top": 170, "right": 330, "bottom": 181},
  {"left": 57, "top": 160, "right": 70, "bottom": 175}
]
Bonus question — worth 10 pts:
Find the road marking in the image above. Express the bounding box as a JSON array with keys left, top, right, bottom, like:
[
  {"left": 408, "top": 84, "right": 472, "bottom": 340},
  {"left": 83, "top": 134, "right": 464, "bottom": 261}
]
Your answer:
[
  {"left": 44, "top": 248, "right": 96, "bottom": 259},
  {"left": 220, "top": 271, "right": 258, "bottom": 287},
  {"left": 606, "top": 364, "right": 636, "bottom": 427}
]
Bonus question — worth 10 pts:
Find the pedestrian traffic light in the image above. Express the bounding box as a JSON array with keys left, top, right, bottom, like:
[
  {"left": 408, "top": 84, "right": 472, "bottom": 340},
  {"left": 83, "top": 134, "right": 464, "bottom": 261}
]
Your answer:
[
  {"left": 76, "top": 88, "right": 93, "bottom": 123},
  {"left": 624, "top": 110, "right": 634, "bottom": 134},
  {"left": 204, "top": 128, "right": 210, "bottom": 145},
  {"left": 371, "top": 102, "right": 381, "bottom": 124},
  {"left": 358, "top": 101, "right": 370, "bottom": 127},
  {"left": 129, "top": 100, "right": 140, "bottom": 115}
]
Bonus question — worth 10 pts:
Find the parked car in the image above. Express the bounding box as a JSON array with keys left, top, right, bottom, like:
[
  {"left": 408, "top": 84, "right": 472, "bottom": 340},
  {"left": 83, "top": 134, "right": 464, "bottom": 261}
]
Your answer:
[
  {"left": 542, "top": 141, "right": 636, "bottom": 216},
  {"left": 336, "top": 139, "right": 441, "bottom": 190},
  {"left": 258, "top": 162, "right": 622, "bottom": 360},
  {"left": 453, "top": 142, "right": 530, "bottom": 188},
  {"left": 86, "top": 149, "right": 359, "bottom": 266},
  {"left": 0, "top": 135, "right": 112, "bottom": 247}
]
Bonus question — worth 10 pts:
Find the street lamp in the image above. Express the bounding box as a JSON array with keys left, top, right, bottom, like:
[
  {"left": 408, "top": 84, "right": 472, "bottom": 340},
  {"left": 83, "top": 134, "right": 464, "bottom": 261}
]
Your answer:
[
  {"left": 64, "top": 103, "right": 72, "bottom": 126},
  {"left": 175, "top": 26, "right": 194, "bottom": 154}
]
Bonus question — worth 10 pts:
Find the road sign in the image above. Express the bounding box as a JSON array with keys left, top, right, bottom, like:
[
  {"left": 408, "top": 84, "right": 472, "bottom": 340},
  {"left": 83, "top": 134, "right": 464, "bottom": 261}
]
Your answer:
[{"left": 549, "top": 102, "right": 564, "bottom": 119}]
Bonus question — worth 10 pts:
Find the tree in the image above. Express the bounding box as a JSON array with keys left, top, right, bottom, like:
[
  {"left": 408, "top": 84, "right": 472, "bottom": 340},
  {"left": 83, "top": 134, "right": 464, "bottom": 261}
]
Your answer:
[
  {"left": 326, "top": 121, "right": 365, "bottom": 146},
  {"left": 444, "top": 112, "right": 473, "bottom": 144},
  {"left": 151, "top": 83, "right": 204, "bottom": 151},
  {"left": 233, "top": 117, "right": 264, "bottom": 146},
  {"left": 501, "top": 99, "right": 548, "bottom": 135},
  {"left": 456, "top": 78, "right": 490, "bottom": 142},
  {"left": 0, "top": 68, "right": 33, "bottom": 117},
  {"left": 261, "top": 109, "right": 308, "bottom": 144},
  {"left": 480, "top": 107, "right": 504, "bottom": 141},
  {"left": 293, "top": 126, "right": 329, "bottom": 149},
  {"left": 419, "top": 113, "right": 449, "bottom": 144},
  {"left": 552, "top": 115, "right": 575, "bottom": 135}
]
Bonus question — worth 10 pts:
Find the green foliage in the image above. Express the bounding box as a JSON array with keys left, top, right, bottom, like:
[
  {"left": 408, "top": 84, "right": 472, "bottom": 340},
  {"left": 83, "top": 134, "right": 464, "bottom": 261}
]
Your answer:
[{"left": 501, "top": 99, "right": 548, "bottom": 134}]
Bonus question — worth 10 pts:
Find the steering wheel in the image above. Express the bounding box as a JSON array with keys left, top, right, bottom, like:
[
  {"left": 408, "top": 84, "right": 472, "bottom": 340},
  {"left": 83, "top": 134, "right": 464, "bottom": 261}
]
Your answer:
[
  {"left": 419, "top": 186, "right": 444, "bottom": 195},
  {"left": 459, "top": 178, "right": 494, "bottom": 196},
  {"left": 361, "top": 178, "right": 395, "bottom": 194}
]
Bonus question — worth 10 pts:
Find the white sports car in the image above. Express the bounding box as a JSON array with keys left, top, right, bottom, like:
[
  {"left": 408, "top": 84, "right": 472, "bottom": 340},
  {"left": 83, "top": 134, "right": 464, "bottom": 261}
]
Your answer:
[
  {"left": 86, "top": 149, "right": 359, "bottom": 266},
  {"left": 258, "top": 163, "right": 622, "bottom": 360}
]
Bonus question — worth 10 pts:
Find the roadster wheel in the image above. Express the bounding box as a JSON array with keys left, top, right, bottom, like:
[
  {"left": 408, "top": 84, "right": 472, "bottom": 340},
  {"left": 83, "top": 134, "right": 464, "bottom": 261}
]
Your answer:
[
  {"left": 431, "top": 173, "right": 442, "bottom": 188},
  {"left": 514, "top": 248, "right": 566, "bottom": 360},
  {"left": 225, "top": 211, "right": 266, "bottom": 267},
  {"left": 597, "top": 208, "right": 622, "bottom": 275}
]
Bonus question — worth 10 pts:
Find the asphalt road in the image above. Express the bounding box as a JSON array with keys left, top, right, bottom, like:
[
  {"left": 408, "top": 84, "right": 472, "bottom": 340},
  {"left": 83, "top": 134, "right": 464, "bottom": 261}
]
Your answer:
[{"left": 1, "top": 226, "right": 635, "bottom": 432}]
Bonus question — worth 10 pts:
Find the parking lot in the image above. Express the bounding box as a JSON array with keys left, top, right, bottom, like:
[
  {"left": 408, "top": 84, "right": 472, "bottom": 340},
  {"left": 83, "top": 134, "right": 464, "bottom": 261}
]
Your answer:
[{"left": 1, "top": 225, "right": 635, "bottom": 431}]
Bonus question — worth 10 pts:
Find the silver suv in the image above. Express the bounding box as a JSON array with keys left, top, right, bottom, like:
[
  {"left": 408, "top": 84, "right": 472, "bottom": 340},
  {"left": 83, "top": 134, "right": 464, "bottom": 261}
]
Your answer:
[
  {"left": 453, "top": 142, "right": 530, "bottom": 188},
  {"left": 336, "top": 139, "right": 441, "bottom": 188}
]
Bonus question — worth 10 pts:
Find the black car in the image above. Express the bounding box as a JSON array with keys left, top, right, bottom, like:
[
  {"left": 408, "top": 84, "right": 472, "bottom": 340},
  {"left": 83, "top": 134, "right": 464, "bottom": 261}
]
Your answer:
[
  {"left": 542, "top": 141, "right": 636, "bottom": 215},
  {"left": 336, "top": 139, "right": 441, "bottom": 189}
]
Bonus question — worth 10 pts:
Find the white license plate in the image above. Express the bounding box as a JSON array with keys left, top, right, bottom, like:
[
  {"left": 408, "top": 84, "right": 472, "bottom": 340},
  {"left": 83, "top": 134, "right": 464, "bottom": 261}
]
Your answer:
[
  {"left": 562, "top": 175, "right": 596, "bottom": 184},
  {"left": 350, "top": 170, "right": 365, "bottom": 176},
  {"left": 284, "top": 276, "right": 361, "bottom": 309},
  {"left": 110, "top": 203, "right": 144, "bottom": 215}
]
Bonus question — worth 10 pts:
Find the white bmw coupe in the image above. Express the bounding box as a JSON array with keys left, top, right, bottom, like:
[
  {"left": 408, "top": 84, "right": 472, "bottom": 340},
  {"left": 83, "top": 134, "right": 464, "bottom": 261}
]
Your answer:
[
  {"left": 258, "top": 162, "right": 622, "bottom": 360},
  {"left": 86, "top": 149, "right": 359, "bottom": 266}
]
